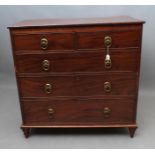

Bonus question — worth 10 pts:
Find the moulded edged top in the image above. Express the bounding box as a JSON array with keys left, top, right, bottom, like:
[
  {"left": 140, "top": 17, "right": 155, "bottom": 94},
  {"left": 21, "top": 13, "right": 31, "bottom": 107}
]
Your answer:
[{"left": 8, "top": 16, "right": 145, "bottom": 29}]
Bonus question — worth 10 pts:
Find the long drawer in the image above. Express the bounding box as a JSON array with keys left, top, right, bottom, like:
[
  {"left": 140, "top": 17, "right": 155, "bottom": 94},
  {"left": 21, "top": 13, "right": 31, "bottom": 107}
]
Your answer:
[
  {"left": 18, "top": 73, "right": 137, "bottom": 97},
  {"left": 22, "top": 98, "right": 135, "bottom": 126},
  {"left": 16, "top": 49, "right": 140, "bottom": 73}
]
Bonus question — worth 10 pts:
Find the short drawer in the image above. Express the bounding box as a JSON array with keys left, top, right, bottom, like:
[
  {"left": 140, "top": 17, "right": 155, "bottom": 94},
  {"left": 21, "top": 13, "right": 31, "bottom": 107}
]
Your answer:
[
  {"left": 19, "top": 75, "right": 76, "bottom": 97},
  {"left": 75, "top": 73, "right": 137, "bottom": 96},
  {"left": 22, "top": 98, "right": 135, "bottom": 125},
  {"left": 77, "top": 30, "right": 141, "bottom": 49},
  {"left": 16, "top": 49, "right": 140, "bottom": 73},
  {"left": 13, "top": 33, "right": 74, "bottom": 51},
  {"left": 18, "top": 73, "right": 137, "bottom": 97}
]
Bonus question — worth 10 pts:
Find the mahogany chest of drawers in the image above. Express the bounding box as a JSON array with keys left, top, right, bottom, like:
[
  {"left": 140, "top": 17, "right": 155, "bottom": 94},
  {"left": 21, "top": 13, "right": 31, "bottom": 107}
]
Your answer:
[{"left": 8, "top": 16, "right": 144, "bottom": 138}]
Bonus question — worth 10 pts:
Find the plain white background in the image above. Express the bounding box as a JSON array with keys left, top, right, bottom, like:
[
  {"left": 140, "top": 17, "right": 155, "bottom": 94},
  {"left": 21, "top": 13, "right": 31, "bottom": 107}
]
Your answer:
[{"left": 0, "top": 5, "right": 155, "bottom": 148}]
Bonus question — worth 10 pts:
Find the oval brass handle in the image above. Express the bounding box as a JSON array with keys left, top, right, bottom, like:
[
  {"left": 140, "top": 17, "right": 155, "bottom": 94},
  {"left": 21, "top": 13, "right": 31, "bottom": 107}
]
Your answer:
[
  {"left": 103, "top": 107, "right": 111, "bottom": 118},
  {"left": 104, "top": 82, "right": 111, "bottom": 92},
  {"left": 105, "top": 56, "right": 112, "bottom": 69},
  {"left": 104, "top": 36, "right": 112, "bottom": 47},
  {"left": 44, "top": 83, "right": 52, "bottom": 94},
  {"left": 41, "top": 38, "right": 48, "bottom": 50},
  {"left": 48, "top": 108, "right": 54, "bottom": 119},
  {"left": 42, "top": 60, "right": 50, "bottom": 71}
]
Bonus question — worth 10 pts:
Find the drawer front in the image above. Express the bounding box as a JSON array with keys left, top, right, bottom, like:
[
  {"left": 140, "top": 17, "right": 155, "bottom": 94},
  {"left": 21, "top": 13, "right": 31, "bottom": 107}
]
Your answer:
[
  {"left": 13, "top": 33, "right": 74, "bottom": 51},
  {"left": 19, "top": 76, "right": 76, "bottom": 97},
  {"left": 13, "top": 29, "right": 141, "bottom": 52},
  {"left": 22, "top": 98, "right": 135, "bottom": 125},
  {"left": 75, "top": 74, "right": 137, "bottom": 96},
  {"left": 77, "top": 30, "right": 141, "bottom": 49},
  {"left": 16, "top": 49, "right": 139, "bottom": 73},
  {"left": 19, "top": 73, "right": 137, "bottom": 97}
]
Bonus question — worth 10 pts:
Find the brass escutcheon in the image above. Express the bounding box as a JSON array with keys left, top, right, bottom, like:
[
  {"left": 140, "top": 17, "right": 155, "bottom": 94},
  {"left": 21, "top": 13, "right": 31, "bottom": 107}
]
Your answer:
[
  {"left": 42, "top": 60, "right": 50, "bottom": 71},
  {"left": 104, "top": 81, "right": 111, "bottom": 92},
  {"left": 41, "top": 38, "right": 48, "bottom": 50},
  {"left": 44, "top": 83, "right": 52, "bottom": 94},
  {"left": 103, "top": 107, "right": 111, "bottom": 118},
  {"left": 104, "top": 36, "right": 112, "bottom": 47},
  {"left": 48, "top": 108, "right": 54, "bottom": 119},
  {"left": 105, "top": 59, "right": 112, "bottom": 69}
]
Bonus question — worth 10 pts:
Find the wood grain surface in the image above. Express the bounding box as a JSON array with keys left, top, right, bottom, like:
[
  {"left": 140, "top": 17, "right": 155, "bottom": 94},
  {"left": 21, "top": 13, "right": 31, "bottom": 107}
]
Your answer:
[{"left": 9, "top": 16, "right": 144, "bottom": 137}]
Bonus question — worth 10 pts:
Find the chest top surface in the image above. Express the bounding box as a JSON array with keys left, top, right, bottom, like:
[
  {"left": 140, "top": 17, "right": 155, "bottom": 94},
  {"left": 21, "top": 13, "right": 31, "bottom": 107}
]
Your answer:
[{"left": 8, "top": 16, "right": 144, "bottom": 29}]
